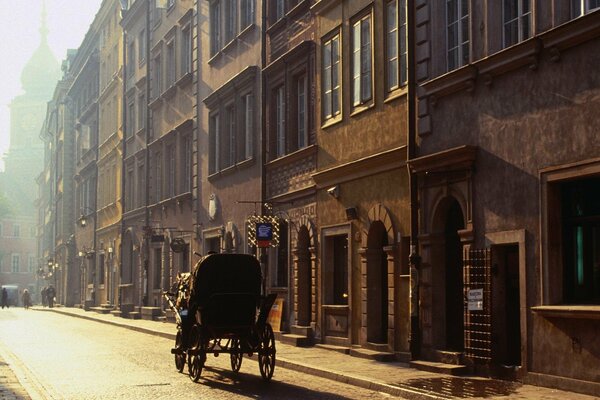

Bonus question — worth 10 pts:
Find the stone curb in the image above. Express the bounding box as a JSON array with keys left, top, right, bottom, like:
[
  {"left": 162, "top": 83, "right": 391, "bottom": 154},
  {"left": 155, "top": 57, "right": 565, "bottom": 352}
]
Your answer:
[{"left": 35, "top": 307, "right": 442, "bottom": 399}]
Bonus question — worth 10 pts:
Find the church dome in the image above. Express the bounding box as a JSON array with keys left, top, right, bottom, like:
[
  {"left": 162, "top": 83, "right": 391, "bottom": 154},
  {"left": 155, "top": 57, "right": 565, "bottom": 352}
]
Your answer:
[{"left": 20, "top": 3, "right": 61, "bottom": 96}]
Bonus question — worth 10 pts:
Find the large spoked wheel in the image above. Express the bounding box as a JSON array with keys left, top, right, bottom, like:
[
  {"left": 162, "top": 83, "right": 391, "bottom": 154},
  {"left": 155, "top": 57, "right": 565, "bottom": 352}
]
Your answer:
[
  {"left": 257, "top": 323, "right": 276, "bottom": 381},
  {"left": 230, "top": 339, "right": 243, "bottom": 372},
  {"left": 174, "top": 331, "right": 186, "bottom": 373},
  {"left": 187, "top": 325, "right": 206, "bottom": 382}
]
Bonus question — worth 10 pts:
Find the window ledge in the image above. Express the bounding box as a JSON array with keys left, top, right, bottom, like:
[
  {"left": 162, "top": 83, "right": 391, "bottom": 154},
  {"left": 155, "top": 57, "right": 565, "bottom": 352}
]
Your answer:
[
  {"left": 162, "top": 84, "right": 177, "bottom": 100},
  {"left": 350, "top": 102, "right": 375, "bottom": 118},
  {"left": 384, "top": 87, "right": 408, "bottom": 104},
  {"left": 532, "top": 305, "right": 600, "bottom": 320},
  {"left": 208, "top": 51, "right": 222, "bottom": 65},
  {"left": 149, "top": 96, "right": 162, "bottom": 110},
  {"left": 176, "top": 72, "right": 193, "bottom": 88},
  {"left": 321, "top": 115, "right": 342, "bottom": 130}
]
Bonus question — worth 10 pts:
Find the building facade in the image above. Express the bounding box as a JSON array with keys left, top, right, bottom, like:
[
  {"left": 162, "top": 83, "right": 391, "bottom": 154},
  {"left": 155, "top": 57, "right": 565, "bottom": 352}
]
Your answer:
[
  {"left": 312, "top": 0, "right": 412, "bottom": 358},
  {"left": 412, "top": 1, "right": 600, "bottom": 396}
]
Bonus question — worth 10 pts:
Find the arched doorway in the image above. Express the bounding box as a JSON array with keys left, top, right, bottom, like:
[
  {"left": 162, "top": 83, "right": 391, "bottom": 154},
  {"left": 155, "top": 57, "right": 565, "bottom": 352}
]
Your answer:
[
  {"left": 296, "top": 226, "right": 311, "bottom": 326},
  {"left": 442, "top": 198, "right": 465, "bottom": 351},
  {"left": 120, "top": 230, "right": 137, "bottom": 306},
  {"left": 366, "top": 221, "right": 388, "bottom": 344}
]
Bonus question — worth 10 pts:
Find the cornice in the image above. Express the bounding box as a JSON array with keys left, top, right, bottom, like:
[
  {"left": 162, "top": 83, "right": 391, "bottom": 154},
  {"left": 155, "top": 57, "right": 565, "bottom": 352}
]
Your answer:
[
  {"left": 310, "top": 0, "right": 340, "bottom": 15},
  {"left": 264, "top": 41, "right": 314, "bottom": 73},
  {"left": 408, "top": 145, "right": 477, "bottom": 174},
  {"left": 203, "top": 66, "right": 259, "bottom": 108},
  {"left": 312, "top": 146, "right": 407, "bottom": 188}
]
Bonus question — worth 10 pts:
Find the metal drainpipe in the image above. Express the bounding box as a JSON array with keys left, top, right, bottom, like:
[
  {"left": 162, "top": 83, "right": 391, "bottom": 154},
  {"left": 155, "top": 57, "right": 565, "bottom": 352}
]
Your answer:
[
  {"left": 407, "top": 0, "right": 421, "bottom": 359},
  {"left": 143, "top": 0, "right": 152, "bottom": 307},
  {"left": 260, "top": 0, "right": 268, "bottom": 295},
  {"left": 120, "top": 13, "right": 128, "bottom": 310}
]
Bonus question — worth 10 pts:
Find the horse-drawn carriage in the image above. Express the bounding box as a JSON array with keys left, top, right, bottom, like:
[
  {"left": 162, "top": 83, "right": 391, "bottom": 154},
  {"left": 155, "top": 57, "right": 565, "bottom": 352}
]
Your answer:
[{"left": 164, "top": 253, "right": 277, "bottom": 382}]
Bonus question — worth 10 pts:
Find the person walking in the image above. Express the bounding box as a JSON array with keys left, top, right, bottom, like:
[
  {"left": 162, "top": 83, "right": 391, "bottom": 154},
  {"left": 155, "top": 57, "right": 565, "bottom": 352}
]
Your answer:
[
  {"left": 1, "top": 288, "right": 8, "bottom": 309},
  {"left": 41, "top": 286, "right": 47, "bottom": 307},
  {"left": 22, "top": 289, "right": 31, "bottom": 310},
  {"left": 46, "top": 285, "right": 56, "bottom": 308}
]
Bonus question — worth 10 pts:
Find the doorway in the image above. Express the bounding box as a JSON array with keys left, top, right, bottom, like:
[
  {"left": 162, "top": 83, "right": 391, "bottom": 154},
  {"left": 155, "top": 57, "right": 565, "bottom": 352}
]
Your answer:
[
  {"left": 492, "top": 244, "right": 521, "bottom": 367},
  {"left": 366, "top": 221, "right": 388, "bottom": 344},
  {"left": 296, "top": 226, "right": 312, "bottom": 326},
  {"left": 444, "top": 199, "right": 465, "bottom": 351}
]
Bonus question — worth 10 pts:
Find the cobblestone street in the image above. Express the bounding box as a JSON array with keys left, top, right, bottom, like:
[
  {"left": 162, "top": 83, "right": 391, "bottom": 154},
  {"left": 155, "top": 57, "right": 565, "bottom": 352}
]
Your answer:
[{"left": 0, "top": 308, "right": 396, "bottom": 399}]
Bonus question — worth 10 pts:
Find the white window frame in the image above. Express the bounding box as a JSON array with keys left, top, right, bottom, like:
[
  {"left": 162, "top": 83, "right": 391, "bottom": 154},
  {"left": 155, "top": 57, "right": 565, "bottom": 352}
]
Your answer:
[
  {"left": 322, "top": 32, "right": 341, "bottom": 121},
  {"left": 276, "top": 85, "right": 286, "bottom": 158},
  {"left": 12, "top": 254, "right": 20, "bottom": 273},
  {"left": 225, "top": 104, "right": 236, "bottom": 168},
  {"left": 276, "top": 0, "right": 285, "bottom": 20},
  {"left": 572, "top": 0, "right": 600, "bottom": 17},
  {"left": 181, "top": 24, "right": 192, "bottom": 75},
  {"left": 446, "top": 0, "right": 470, "bottom": 71},
  {"left": 166, "top": 39, "right": 176, "bottom": 87},
  {"left": 503, "top": 0, "right": 532, "bottom": 48},
  {"left": 225, "top": 0, "right": 237, "bottom": 43},
  {"left": 386, "top": 0, "right": 407, "bottom": 91},
  {"left": 351, "top": 13, "right": 373, "bottom": 107},
  {"left": 209, "top": 112, "right": 220, "bottom": 174},
  {"left": 210, "top": 1, "right": 222, "bottom": 56},
  {"left": 240, "top": 0, "right": 255, "bottom": 29},
  {"left": 241, "top": 93, "right": 254, "bottom": 160}
]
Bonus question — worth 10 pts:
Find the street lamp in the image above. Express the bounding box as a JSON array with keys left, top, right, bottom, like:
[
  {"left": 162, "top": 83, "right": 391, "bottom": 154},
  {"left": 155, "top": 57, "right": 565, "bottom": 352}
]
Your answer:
[{"left": 78, "top": 207, "right": 95, "bottom": 228}]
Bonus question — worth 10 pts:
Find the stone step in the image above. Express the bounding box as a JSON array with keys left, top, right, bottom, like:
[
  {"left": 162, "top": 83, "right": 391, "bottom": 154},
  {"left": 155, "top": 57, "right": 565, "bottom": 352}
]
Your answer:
[
  {"left": 349, "top": 347, "right": 396, "bottom": 362},
  {"left": 410, "top": 360, "right": 469, "bottom": 376},
  {"left": 125, "top": 311, "right": 141, "bottom": 320},
  {"left": 435, "top": 350, "right": 464, "bottom": 365},
  {"left": 89, "top": 306, "right": 114, "bottom": 314},
  {"left": 277, "top": 333, "right": 313, "bottom": 347},
  {"left": 110, "top": 310, "right": 122, "bottom": 318},
  {"left": 314, "top": 343, "right": 351, "bottom": 355}
]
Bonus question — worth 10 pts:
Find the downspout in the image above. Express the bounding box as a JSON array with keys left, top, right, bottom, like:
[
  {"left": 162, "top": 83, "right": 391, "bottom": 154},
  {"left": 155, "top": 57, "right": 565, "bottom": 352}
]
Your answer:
[
  {"left": 260, "top": 0, "right": 268, "bottom": 294},
  {"left": 120, "top": 11, "right": 128, "bottom": 310},
  {"left": 407, "top": 0, "right": 421, "bottom": 359},
  {"left": 143, "top": 0, "right": 152, "bottom": 307}
]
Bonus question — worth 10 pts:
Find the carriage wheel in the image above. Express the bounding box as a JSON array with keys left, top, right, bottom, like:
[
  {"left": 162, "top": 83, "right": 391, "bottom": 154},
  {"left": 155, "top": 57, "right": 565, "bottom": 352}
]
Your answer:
[
  {"left": 187, "top": 325, "right": 206, "bottom": 382},
  {"left": 257, "top": 324, "right": 276, "bottom": 381},
  {"left": 174, "top": 331, "right": 186, "bottom": 373},
  {"left": 230, "top": 339, "right": 243, "bottom": 372}
]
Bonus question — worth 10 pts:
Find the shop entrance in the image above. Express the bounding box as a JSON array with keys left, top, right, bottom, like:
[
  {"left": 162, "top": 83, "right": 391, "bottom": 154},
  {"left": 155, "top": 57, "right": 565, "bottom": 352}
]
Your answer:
[
  {"left": 444, "top": 199, "right": 465, "bottom": 351},
  {"left": 296, "top": 226, "right": 312, "bottom": 326}
]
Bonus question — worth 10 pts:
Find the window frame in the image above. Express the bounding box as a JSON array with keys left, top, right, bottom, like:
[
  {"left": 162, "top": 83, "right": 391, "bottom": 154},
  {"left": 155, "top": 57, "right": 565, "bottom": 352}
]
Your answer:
[
  {"left": 351, "top": 10, "right": 373, "bottom": 108},
  {"left": 446, "top": 0, "right": 470, "bottom": 71},
  {"left": 275, "top": 85, "right": 286, "bottom": 158},
  {"left": 502, "top": 0, "right": 532, "bottom": 48},
  {"left": 321, "top": 30, "right": 342, "bottom": 124},
  {"left": 385, "top": 0, "right": 408, "bottom": 92}
]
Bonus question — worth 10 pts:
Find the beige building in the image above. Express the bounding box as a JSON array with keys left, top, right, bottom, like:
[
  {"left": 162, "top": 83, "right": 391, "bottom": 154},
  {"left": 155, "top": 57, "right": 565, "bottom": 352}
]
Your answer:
[{"left": 312, "top": 0, "right": 412, "bottom": 359}]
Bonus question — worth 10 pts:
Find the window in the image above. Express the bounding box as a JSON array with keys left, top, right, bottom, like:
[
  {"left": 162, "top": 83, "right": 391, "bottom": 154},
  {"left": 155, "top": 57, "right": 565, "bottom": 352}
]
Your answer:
[
  {"left": 166, "top": 40, "right": 176, "bottom": 87},
  {"left": 166, "top": 144, "right": 176, "bottom": 197},
  {"left": 210, "top": 1, "right": 222, "bottom": 56},
  {"left": 138, "top": 92, "right": 146, "bottom": 130},
  {"left": 239, "top": 93, "right": 253, "bottom": 161},
  {"left": 13, "top": 224, "right": 20, "bottom": 238},
  {"left": 446, "top": 0, "right": 470, "bottom": 71},
  {"left": 181, "top": 25, "right": 192, "bottom": 75},
  {"left": 503, "top": 0, "right": 531, "bottom": 48},
  {"left": 127, "top": 168, "right": 134, "bottom": 211},
  {"left": 332, "top": 235, "right": 349, "bottom": 305},
  {"left": 386, "top": 0, "right": 407, "bottom": 91},
  {"left": 29, "top": 255, "right": 35, "bottom": 273},
  {"left": 168, "top": 0, "right": 175, "bottom": 8},
  {"left": 352, "top": 13, "right": 373, "bottom": 106},
  {"left": 139, "top": 29, "right": 146, "bottom": 64},
  {"left": 154, "top": 248, "right": 162, "bottom": 289},
  {"left": 152, "top": 53, "right": 162, "bottom": 98},
  {"left": 322, "top": 33, "right": 341, "bottom": 121},
  {"left": 209, "top": 113, "right": 220, "bottom": 174},
  {"left": 296, "top": 74, "right": 308, "bottom": 149},
  {"left": 137, "top": 162, "right": 145, "bottom": 208},
  {"left": 99, "top": 253, "right": 105, "bottom": 285},
  {"left": 572, "top": 0, "right": 600, "bottom": 17},
  {"left": 225, "top": 0, "right": 237, "bottom": 43},
  {"left": 127, "top": 100, "right": 135, "bottom": 138},
  {"left": 240, "top": 0, "right": 255, "bottom": 29},
  {"left": 155, "top": 151, "right": 162, "bottom": 202},
  {"left": 561, "top": 178, "right": 600, "bottom": 304},
  {"left": 127, "top": 40, "right": 136, "bottom": 76},
  {"left": 181, "top": 135, "right": 192, "bottom": 193},
  {"left": 275, "top": 0, "right": 285, "bottom": 20},
  {"left": 12, "top": 254, "right": 20, "bottom": 273},
  {"left": 275, "top": 85, "right": 286, "bottom": 157},
  {"left": 223, "top": 104, "right": 236, "bottom": 168}
]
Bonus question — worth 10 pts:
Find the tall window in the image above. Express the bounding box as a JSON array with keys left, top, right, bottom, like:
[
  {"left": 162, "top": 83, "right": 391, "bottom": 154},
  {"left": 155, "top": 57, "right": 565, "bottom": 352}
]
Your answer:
[
  {"left": 138, "top": 92, "right": 146, "bottom": 130},
  {"left": 166, "top": 144, "right": 176, "bottom": 197},
  {"left": 152, "top": 53, "right": 162, "bottom": 98},
  {"left": 127, "top": 40, "right": 136, "bottom": 76},
  {"left": 181, "top": 25, "right": 192, "bottom": 75},
  {"left": 181, "top": 135, "right": 192, "bottom": 193},
  {"left": 296, "top": 74, "right": 308, "bottom": 149},
  {"left": 139, "top": 29, "right": 146, "bottom": 64},
  {"left": 13, "top": 224, "right": 20, "bottom": 238},
  {"left": 137, "top": 162, "right": 145, "bottom": 208},
  {"left": 127, "top": 168, "right": 134, "bottom": 211},
  {"left": 239, "top": 93, "right": 253, "bottom": 161},
  {"left": 333, "top": 235, "right": 348, "bottom": 305},
  {"left": 155, "top": 151, "right": 162, "bottom": 202},
  {"left": 386, "top": 0, "right": 407, "bottom": 91},
  {"left": 561, "top": 178, "right": 600, "bottom": 304},
  {"left": 275, "top": 86, "right": 286, "bottom": 157},
  {"left": 503, "top": 0, "right": 531, "bottom": 48},
  {"left": 210, "top": 1, "right": 222, "bottom": 56},
  {"left": 225, "top": 0, "right": 237, "bottom": 43},
  {"left": 127, "top": 100, "right": 135, "bottom": 138},
  {"left": 352, "top": 13, "right": 372, "bottom": 106},
  {"left": 224, "top": 105, "right": 236, "bottom": 168},
  {"left": 446, "top": 0, "right": 470, "bottom": 71},
  {"left": 29, "top": 255, "right": 35, "bottom": 273},
  {"left": 166, "top": 40, "right": 176, "bottom": 87},
  {"left": 275, "top": 0, "right": 285, "bottom": 20},
  {"left": 241, "top": 0, "right": 255, "bottom": 29},
  {"left": 322, "top": 33, "right": 341, "bottom": 121},
  {"left": 572, "top": 0, "right": 600, "bottom": 17},
  {"left": 12, "top": 254, "right": 20, "bottom": 273},
  {"left": 209, "top": 113, "right": 220, "bottom": 174},
  {"left": 154, "top": 248, "right": 162, "bottom": 289}
]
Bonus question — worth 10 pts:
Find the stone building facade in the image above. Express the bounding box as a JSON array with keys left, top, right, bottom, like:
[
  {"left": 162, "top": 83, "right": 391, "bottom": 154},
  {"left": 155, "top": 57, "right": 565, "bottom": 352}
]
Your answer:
[{"left": 412, "top": 1, "right": 600, "bottom": 396}]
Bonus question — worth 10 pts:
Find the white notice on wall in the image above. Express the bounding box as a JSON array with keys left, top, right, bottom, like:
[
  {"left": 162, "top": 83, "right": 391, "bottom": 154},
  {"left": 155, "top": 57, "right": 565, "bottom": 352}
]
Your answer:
[{"left": 467, "top": 288, "right": 483, "bottom": 311}]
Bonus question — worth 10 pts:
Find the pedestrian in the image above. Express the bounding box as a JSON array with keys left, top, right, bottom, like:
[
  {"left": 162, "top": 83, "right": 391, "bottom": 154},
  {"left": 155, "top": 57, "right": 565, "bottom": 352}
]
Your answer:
[
  {"left": 41, "top": 286, "right": 47, "bottom": 307},
  {"left": 1, "top": 288, "right": 8, "bottom": 309},
  {"left": 22, "top": 289, "right": 31, "bottom": 310},
  {"left": 46, "top": 285, "right": 56, "bottom": 308}
]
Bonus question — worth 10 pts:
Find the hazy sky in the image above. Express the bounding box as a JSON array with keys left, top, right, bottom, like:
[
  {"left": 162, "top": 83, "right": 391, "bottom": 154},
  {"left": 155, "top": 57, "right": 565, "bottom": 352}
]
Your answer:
[{"left": 0, "top": 0, "right": 103, "bottom": 170}]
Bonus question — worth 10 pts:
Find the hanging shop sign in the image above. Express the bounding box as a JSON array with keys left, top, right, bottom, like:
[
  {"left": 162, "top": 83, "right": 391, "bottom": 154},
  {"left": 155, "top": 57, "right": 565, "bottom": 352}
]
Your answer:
[
  {"left": 467, "top": 288, "right": 484, "bottom": 311},
  {"left": 247, "top": 215, "right": 280, "bottom": 248},
  {"left": 256, "top": 222, "right": 273, "bottom": 248}
]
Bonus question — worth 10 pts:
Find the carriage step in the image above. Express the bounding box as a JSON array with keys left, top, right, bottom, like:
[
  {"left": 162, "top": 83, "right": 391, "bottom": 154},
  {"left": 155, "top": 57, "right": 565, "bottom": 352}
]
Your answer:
[
  {"left": 349, "top": 348, "right": 396, "bottom": 362},
  {"left": 410, "top": 360, "right": 469, "bottom": 376}
]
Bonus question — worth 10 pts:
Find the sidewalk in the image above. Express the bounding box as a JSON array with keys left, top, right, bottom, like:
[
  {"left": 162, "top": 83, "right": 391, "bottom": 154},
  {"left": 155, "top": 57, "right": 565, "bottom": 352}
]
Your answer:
[
  {"left": 34, "top": 306, "right": 596, "bottom": 400},
  {"left": 0, "top": 353, "right": 32, "bottom": 400}
]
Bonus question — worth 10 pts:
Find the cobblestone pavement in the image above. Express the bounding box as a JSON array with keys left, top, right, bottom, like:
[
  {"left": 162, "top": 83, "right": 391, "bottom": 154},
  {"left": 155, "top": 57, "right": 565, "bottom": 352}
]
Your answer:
[
  {"left": 0, "top": 308, "right": 397, "bottom": 399},
  {"left": 0, "top": 354, "right": 31, "bottom": 400}
]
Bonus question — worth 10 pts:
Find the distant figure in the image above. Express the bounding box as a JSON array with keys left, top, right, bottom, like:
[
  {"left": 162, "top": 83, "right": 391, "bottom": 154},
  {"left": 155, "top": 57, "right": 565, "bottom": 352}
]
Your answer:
[
  {"left": 1, "top": 288, "right": 8, "bottom": 309},
  {"left": 22, "top": 289, "right": 31, "bottom": 310},
  {"left": 41, "top": 286, "right": 47, "bottom": 307},
  {"left": 46, "top": 285, "right": 56, "bottom": 308}
]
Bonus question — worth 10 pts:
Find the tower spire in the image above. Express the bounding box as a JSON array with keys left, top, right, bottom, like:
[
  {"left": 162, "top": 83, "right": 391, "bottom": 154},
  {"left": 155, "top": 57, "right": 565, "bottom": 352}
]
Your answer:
[{"left": 40, "top": 0, "right": 48, "bottom": 43}]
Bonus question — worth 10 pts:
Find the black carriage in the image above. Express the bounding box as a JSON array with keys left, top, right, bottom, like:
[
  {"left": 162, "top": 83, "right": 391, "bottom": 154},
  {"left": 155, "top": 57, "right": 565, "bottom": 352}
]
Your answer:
[{"left": 165, "top": 253, "right": 277, "bottom": 382}]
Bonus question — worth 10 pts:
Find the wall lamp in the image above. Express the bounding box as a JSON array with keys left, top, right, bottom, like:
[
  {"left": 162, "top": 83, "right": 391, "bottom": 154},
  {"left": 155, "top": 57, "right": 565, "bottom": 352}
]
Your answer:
[
  {"left": 345, "top": 207, "right": 359, "bottom": 221},
  {"left": 78, "top": 207, "right": 95, "bottom": 228},
  {"left": 327, "top": 185, "right": 340, "bottom": 199}
]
